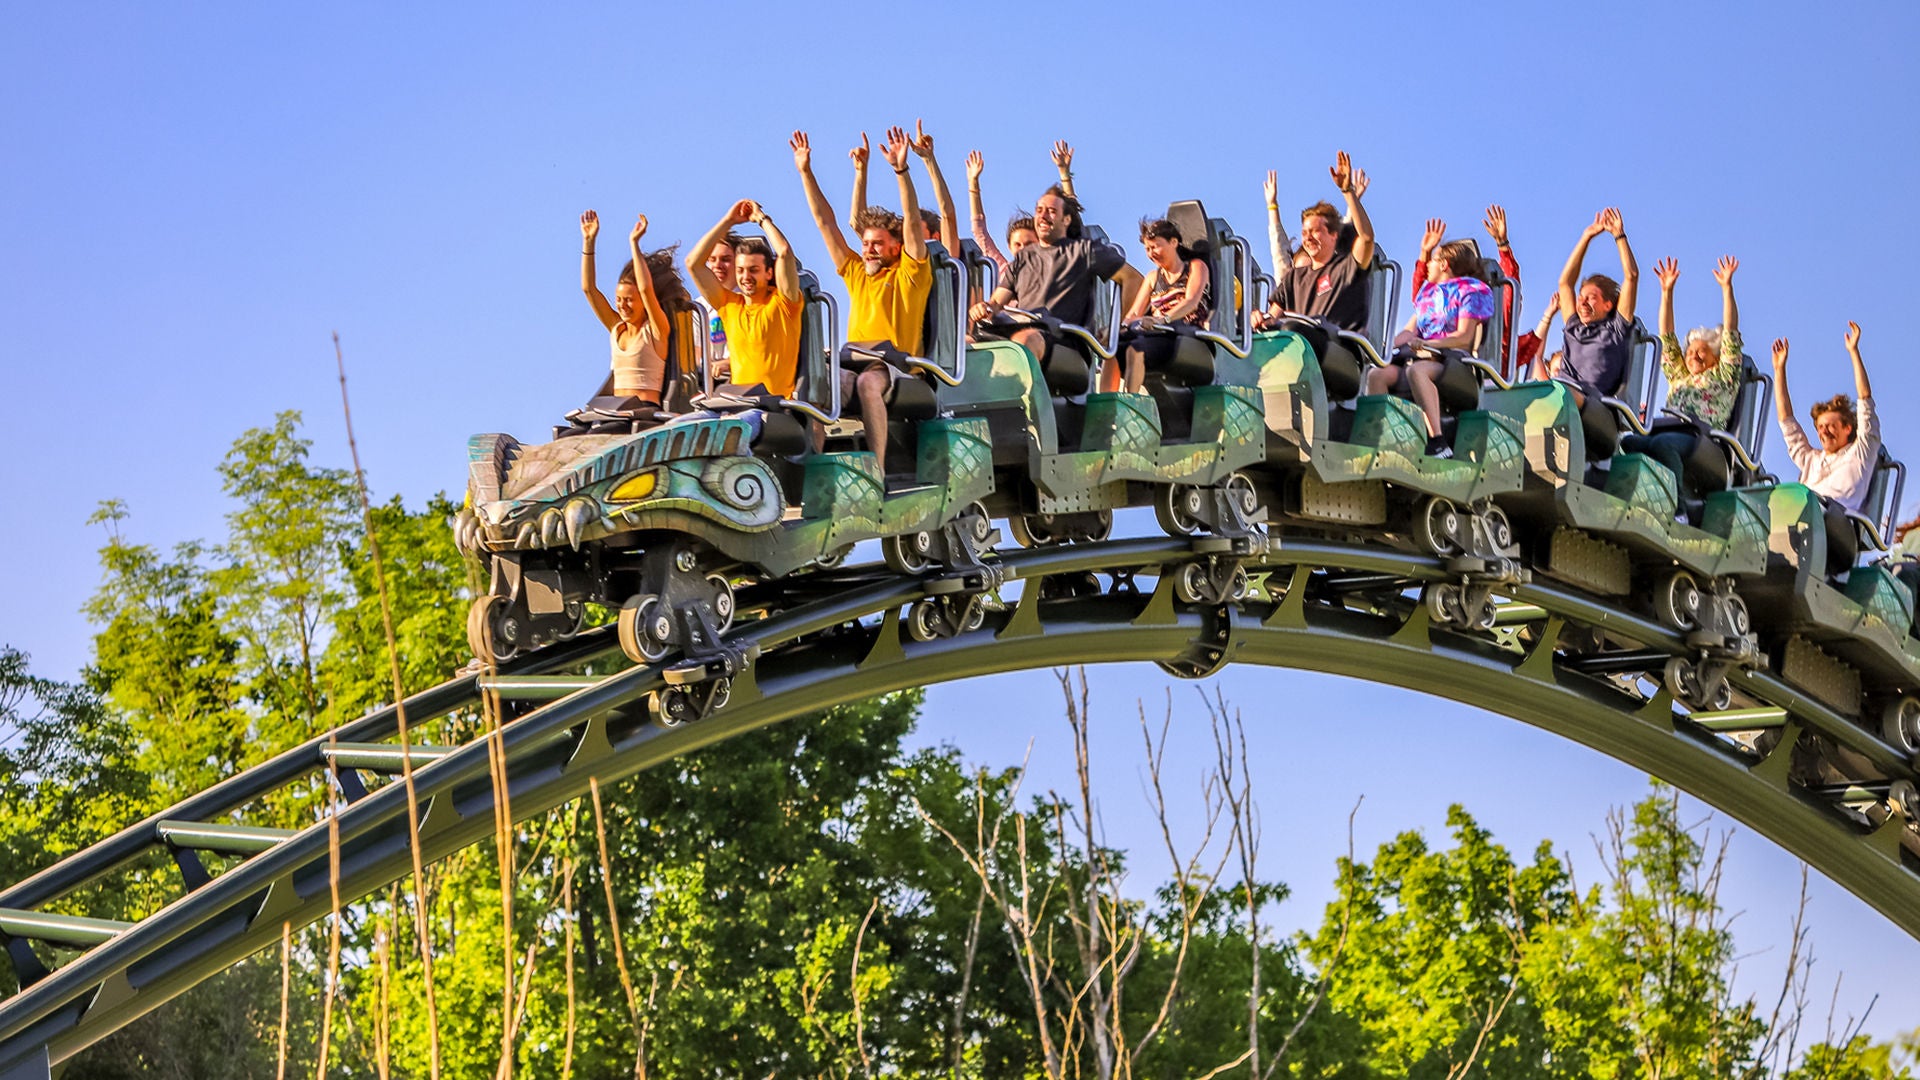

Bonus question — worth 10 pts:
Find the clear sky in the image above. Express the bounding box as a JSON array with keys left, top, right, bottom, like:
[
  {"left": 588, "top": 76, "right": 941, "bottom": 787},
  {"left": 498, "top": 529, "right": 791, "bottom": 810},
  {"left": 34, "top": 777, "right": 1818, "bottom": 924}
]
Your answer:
[{"left": 5, "top": 0, "right": 1919, "bottom": 1045}]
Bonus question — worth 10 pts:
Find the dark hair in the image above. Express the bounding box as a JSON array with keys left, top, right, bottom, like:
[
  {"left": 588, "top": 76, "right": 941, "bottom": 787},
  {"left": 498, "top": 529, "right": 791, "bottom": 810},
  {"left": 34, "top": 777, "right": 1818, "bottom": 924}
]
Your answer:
[
  {"left": 1811, "top": 394, "right": 1858, "bottom": 432},
  {"left": 1037, "top": 184, "right": 1085, "bottom": 239},
  {"left": 734, "top": 235, "right": 777, "bottom": 271},
  {"left": 853, "top": 207, "right": 904, "bottom": 243},
  {"left": 615, "top": 247, "right": 696, "bottom": 317},
  {"left": 1437, "top": 240, "right": 1484, "bottom": 282},
  {"left": 1006, "top": 211, "right": 1036, "bottom": 242},
  {"left": 1300, "top": 201, "right": 1341, "bottom": 234},
  {"left": 1581, "top": 273, "right": 1620, "bottom": 307},
  {"left": 918, "top": 208, "right": 941, "bottom": 239},
  {"left": 714, "top": 231, "right": 745, "bottom": 253},
  {"left": 1138, "top": 217, "right": 1194, "bottom": 263}
]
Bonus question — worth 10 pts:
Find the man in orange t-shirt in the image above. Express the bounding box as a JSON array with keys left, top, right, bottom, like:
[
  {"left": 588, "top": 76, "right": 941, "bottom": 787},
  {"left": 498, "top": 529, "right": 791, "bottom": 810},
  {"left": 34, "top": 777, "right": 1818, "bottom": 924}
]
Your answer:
[
  {"left": 793, "top": 125, "right": 935, "bottom": 479},
  {"left": 687, "top": 199, "right": 804, "bottom": 397}
]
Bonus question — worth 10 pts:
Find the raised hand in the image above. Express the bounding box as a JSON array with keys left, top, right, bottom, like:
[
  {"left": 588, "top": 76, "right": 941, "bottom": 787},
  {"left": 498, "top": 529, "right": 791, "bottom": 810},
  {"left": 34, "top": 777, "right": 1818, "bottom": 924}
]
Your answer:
[
  {"left": 580, "top": 210, "right": 600, "bottom": 243},
  {"left": 1051, "top": 140, "right": 1074, "bottom": 172},
  {"left": 1351, "top": 167, "right": 1370, "bottom": 200},
  {"left": 880, "top": 125, "right": 911, "bottom": 171},
  {"left": 1600, "top": 207, "right": 1626, "bottom": 238},
  {"left": 728, "top": 199, "right": 757, "bottom": 226},
  {"left": 1771, "top": 337, "right": 1790, "bottom": 370},
  {"left": 790, "top": 131, "right": 812, "bottom": 171},
  {"left": 1482, "top": 204, "right": 1508, "bottom": 247},
  {"left": 848, "top": 131, "right": 869, "bottom": 168},
  {"left": 1329, "top": 150, "right": 1355, "bottom": 194},
  {"left": 966, "top": 149, "right": 985, "bottom": 183},
  {"left": 911, "top": 119, "right": 936, "bottom": 159},
  {"left": 630, "top": 214, "right": 648, "bottom": 245},
  {"left": 1263, "top": 170, "right": 1278, "bottom": 206},
  {"left": 1713, "top": 255, "right": 1738, "bottom": 286},
  {"left": 1584, "top": 211, "right": 1608, "bottom": 239},
  {"left": 1420, "top": 218, "right": 1446, "bottom": 258},
  {"left": 1845, "top": 321, "right": 1862, "bottom": 351},
  {"left": 1654, "top": 257, "right": 1680, "bottom": 290}
]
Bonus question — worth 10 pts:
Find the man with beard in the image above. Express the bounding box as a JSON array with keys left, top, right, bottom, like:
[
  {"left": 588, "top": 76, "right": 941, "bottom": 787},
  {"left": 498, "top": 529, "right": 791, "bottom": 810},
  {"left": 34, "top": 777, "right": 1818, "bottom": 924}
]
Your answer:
[
  {"left": 967, "top": 184, "right": 1127, "bottom": 375},
  {"left": 687, "top": 199, "right": 804, "bottom": 397},
  {"left": 1253, "top": 151, "right": 1376, "bottom": 334},
  {"left": 793, "top": 126, "right": 934, "bottom": 479}
]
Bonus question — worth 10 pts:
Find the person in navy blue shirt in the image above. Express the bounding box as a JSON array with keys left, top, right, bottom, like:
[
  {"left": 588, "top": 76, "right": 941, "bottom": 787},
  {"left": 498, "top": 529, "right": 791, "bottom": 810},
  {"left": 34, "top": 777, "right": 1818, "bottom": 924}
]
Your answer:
[{"left": 1553, "top": 207, "right": 1641, "bottom": 405}]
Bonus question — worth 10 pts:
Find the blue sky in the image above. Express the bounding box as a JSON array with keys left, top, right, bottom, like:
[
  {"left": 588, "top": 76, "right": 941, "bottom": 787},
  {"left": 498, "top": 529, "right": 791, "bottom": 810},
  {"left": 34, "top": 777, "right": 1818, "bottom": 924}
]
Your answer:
[{"left": 5, "top": 0, "right": 1919, "bottom": 1046}]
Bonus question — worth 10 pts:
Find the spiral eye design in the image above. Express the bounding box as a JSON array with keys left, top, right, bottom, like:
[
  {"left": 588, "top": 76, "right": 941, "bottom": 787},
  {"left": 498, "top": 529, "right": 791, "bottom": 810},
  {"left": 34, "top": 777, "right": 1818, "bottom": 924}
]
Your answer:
[{"left": 705, "top": 457, "right": 771, "bottom": 510}]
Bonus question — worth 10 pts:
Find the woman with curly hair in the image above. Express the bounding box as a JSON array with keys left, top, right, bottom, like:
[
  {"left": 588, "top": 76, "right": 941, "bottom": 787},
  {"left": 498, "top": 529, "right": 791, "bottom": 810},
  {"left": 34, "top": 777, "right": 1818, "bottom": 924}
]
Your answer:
[
  {"left": 1368, "top": 238, "right": 1492, "bottom": 458},
  {"left": 1618, "top": 256, "right": 1744, "bottom": 490}
]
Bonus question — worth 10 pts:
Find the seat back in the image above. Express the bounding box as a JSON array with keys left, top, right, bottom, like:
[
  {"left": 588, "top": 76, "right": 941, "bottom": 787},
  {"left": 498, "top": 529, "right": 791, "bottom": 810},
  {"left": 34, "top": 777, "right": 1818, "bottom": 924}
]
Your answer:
[
  {"left": 919, "top": 241, "right": 966, "bottom": 383},
  {"left": 1469, "top": 244, "right": 1518, "bottom": 378},
  {"left": 1861, "top": 447, "right": 1906, "bottom": 545},
  {"left": 1166, "top": 199, "right": 1252, "bottom": 353},
  {"left": 1616, "top": 318, "right": 1660, "bottom": 417},
  {"left": 794, "top": 268, "right": 841, "bottom": 419},
  {"left": 1726, "top": 353, "right": 1771, "bottom": 461},
  {"left": 1364, "top": 249, "right": 1402, "bottom": 359},
  {"left": 1084, "top": 225, "right": 1124, "bottom": 356},
  {"left": 960, "top": 238, "right": 998, "bottom": 310}
]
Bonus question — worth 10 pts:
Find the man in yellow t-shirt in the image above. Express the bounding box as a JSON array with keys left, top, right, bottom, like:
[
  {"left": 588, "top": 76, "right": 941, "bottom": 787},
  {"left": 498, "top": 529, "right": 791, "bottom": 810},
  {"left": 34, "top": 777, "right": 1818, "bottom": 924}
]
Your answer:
[
  {"left": 687, "top": 199, "right": 804, "bottom": 397},
  {"left": 792, "top": 125, "right": 935, "bottom": 480}
]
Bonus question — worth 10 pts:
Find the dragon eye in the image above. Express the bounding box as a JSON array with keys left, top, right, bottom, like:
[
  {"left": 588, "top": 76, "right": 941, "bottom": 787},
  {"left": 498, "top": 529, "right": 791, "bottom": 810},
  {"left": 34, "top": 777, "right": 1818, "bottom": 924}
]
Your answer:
[{"left": 607, "top": 471, "right": 659, "bottom": 502}]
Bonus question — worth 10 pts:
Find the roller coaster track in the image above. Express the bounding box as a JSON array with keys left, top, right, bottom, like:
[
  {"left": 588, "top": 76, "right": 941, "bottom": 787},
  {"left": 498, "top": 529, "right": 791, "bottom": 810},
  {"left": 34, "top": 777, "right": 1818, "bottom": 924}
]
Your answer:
[{"left": 3, "top": 535, "right": 1918, "bottom": 1077}]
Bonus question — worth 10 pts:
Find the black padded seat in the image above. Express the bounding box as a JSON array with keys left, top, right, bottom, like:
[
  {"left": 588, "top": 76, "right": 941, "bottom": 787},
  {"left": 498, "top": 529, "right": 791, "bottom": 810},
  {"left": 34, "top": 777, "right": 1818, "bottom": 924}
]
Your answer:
[
  {"left": 1147, "top": 380, "right": 1195, "bottom": 441},
  {"left": 1825, "top": 500, "right": 1861, "bottom": 576},
  {"left": 889, "top": 374, "right": 938, "bottom": 420},
  {"left": 752, "top": 410, "right": 810, "bottom": 459},
  {"left": 1580, "top": 393, "right": 1621, "bottom": 460},
  {"left": 1128, "top": 323, "right": 1214, "bottom": 387},
  {"left": 979, "top": 314, "right": 1091, "bottom": 397},
  {"left": 1391, "top": 342, "right": 1481, "bottom": 413},
  {"left": 838, "top": 340, "right": 941, "bottom": 421},
  {"left": 1270, "top": 316, "right": 1362, "bottom": 401}
]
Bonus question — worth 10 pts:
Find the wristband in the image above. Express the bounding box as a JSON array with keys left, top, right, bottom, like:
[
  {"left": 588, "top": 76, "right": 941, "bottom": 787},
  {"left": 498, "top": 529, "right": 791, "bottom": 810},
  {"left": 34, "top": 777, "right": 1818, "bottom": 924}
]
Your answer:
[
  {"left": 893, "top": 167, "right": 908, "bottom": 175},
  {"left": 1266, "top": 203, "right": 1278, "bottom": 211}
]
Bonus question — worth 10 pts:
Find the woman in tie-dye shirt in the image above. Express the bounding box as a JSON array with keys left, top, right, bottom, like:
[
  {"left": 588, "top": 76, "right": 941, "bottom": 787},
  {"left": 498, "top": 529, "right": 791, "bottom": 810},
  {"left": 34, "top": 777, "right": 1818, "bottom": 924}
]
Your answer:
[{"left": 1367, "top": 240, "right": 1493, "bottom": 459}]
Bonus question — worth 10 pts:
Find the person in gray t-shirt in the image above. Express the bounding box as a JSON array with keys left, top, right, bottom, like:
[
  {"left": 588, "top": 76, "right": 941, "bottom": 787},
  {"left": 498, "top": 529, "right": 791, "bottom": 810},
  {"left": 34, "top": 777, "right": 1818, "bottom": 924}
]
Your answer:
[
  {"left": 969, "top": 186, "right": 1127, "bottom": 368},
  {"left": 1553, "top": 207, "right": 1641, "bottom": 405}
]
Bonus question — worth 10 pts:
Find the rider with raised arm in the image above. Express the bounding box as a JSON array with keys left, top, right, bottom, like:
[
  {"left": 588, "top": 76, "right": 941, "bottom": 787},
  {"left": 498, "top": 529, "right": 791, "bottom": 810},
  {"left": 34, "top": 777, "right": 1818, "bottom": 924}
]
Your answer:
[
  {"left": 1252, "top": 152, "right": 1375, "bottom": 333},
  {"left": 965, "top": 150, "right": 1038, "bottom": 275},
  {"left": 1553, "top": 207, "right": 1640, "bottom": 407},
  {"left": 849, "top": 121, "right": 960, "bottom": 254},
  {"left": 1773, "top": 324, "right": 1880, "bottom": 512},
  {"left": 1369, "top": 239, "right": 1492, "bottom": 459},
  {"left": 1411, "top": 206, "right": 1522, "bottom": 372},
  {"left": 794, "top": 127, "right": 935, "bottom": 479},
  {"left": 1617, "top": 256, "right": 1745, "bottom": 491},
  {"left": 702, "top": 233, "right": 742, "bottom": 383},
  {"left": 968, "top": 182, "right": 1128, "bottom": 373},
  {"left": 686, "top": 199, "right": 804, "bottom": 398},
  {"left": 580, "top": 210, "right": 688, "bottom": 410}
]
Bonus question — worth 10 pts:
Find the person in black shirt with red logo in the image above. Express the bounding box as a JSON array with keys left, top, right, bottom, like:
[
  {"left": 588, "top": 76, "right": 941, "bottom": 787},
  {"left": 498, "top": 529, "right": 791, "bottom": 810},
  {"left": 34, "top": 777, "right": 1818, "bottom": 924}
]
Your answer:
[{"left": 1253, "top": 151, "right": 1376, "bottom": 333}]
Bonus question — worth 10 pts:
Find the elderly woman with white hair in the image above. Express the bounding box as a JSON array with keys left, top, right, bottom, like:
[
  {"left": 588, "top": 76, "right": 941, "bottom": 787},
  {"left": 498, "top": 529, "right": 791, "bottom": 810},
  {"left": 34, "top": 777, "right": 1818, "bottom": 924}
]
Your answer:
[{"left": 1619, "top": 255, "right": 1744, "bottom": 493}]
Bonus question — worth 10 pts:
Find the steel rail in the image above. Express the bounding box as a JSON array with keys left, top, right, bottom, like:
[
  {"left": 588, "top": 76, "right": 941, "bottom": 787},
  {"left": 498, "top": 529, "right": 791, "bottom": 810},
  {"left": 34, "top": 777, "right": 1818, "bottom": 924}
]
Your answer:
[{"left": 1, "top": 536, "right": 1917, "bottom": 1074}]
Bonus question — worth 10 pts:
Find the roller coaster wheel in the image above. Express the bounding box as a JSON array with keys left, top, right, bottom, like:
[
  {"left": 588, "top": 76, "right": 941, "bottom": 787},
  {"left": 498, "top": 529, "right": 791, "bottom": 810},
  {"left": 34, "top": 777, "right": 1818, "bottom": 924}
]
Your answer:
[
  {"left": 1231, "top": 566, "right": 1251, "bottom": 602},
  {"left": 618, "top": 594, "right": 674, "bottom": 665},
  {"left": 559, "top": 599, "right": 587, "bottom": 640},
  {"left": 656, "top": 686, "right": 697, "bottom": 727},
  {"left": 1085, "top": 509, "right": 1114, "bottom": 542},
  {"left": 1424, "top": 583, "right": 1464, "bottom": 627},
  {"left": 1412, "top": 497, "right": 1461, "bottom": 558},
  {"left": 706, "top": 573, "right": 736, "bottom": 632},
  {"left": 883, "top": 531, "right": 936, "bottom": 574},
  {"left": 1010, "top": 513, "right": 1057, "bottom": 548},
  {"left": 961, "top": 597, "right": 987, "bottom": 633},
  {"left": 907, "top": 599, "right": 946, "bottom": 642},
  {"left": 1726, "top": 593, "right": 1752, "bottom": 637},
  {"left": 1472, "top": 594, "right": 1498, "bottom": 631},
  {"left": 962, "top": 502, "right": 994, "bottom": 546},
  {"left": 1889, "top": 779, "right": 1920, "bottom": 824},
  {"left": 1882, "top": 697, "right": 1920, "bottom": 755},
  {"left": 467, "top": 595, "right": 520, "bottom": 664},
  {"left": 812, "top": 545, "right": 853, "bottom": 570},
  {"left": 1663, "top": 657, "right": 1728, "bottom": 710},
  {"left": 707, "top": 677, "right": 731, "bottom": 712},
  {"left": 1653, "top": 570, "right": 1702, "bottom": 632},
  {"left": 1226, "top": 472, "right": 1260, "bottom": 519},
  {"left": 1156, "top": 484, "right": 1205, "bottom": 538},
  {"left": 1173, "top": 562, "right": 1211, "bottom": 604},
  {"left": 1485, "top": 505, "right": 1514, "bottom": 551}
]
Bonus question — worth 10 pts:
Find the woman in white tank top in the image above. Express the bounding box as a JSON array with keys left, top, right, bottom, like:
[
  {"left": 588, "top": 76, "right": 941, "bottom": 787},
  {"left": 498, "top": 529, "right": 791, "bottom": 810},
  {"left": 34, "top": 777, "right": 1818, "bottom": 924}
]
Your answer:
[{"left": 580, "top": 211, "right": 671, "bottom": 404}]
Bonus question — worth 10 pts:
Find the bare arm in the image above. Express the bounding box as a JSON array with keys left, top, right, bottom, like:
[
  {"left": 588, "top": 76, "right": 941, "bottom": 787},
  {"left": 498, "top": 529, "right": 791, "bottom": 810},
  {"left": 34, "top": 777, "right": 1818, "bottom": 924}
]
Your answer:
[
  {"left": 791, "top": 131, "right": 856, "bottom": 270},
  {"left": 1262, "top": 170, "right": 1290, "bottom": 273},
  {"left": 966, "top": 151, "right": 1011, "bottom": 272},
  {"left": 757, "top": 206, "right": 802, "bottom": 304},
  {"left": 1558, "top": 213, "right": 1607, "bottom": 318},
  {"left": 1155, "top": 259, "right": 1210, "bottom": 323},
  {"left": 1771, "top": 338, "right": 1797, "bottom": 425},
  {"left": 1427, "top": 316, "right": 1485, "bottom": 353},
  {"left": 1605, "top": 208, "right": 1639, "bottom": 322},
  {"left": 1051, "top": 140, "right": 1077, "bottom": 201},
  {"left": 909, "top": 121, "right": 959, "bottom": 253},
  {"left": 686, "top": 202, "right": 753, "bottom": 308},
  {"left": 580, "top": 210, "right": 618, "bottom": 330},
  {"left": 1331, "top": 152, "right": 1374, "bottom": 267},
  {"left": 1714, "top": 256, "right": 1739, "bottom": 341},
  {"left": 628, "top": 215, "right": 669, "bottom": 340},
  {"left": 846, "top": 132, "right": 869, "bottom": 232},
  {"left": 1653, "top": 258, "right": 1678, "bottom": 341},
  {"left": 1123, "top": 269, "right": 1155, "bottom": 322},
  {"left": 881, "top": 126, "right": 927, "bottom": 261}
]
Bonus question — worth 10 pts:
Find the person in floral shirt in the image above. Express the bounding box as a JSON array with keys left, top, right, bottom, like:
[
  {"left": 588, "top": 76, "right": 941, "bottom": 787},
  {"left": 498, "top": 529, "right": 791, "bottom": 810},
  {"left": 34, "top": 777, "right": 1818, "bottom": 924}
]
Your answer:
[{"left": 1620, "top": 255, "right": 1743, "bottom": 495}]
